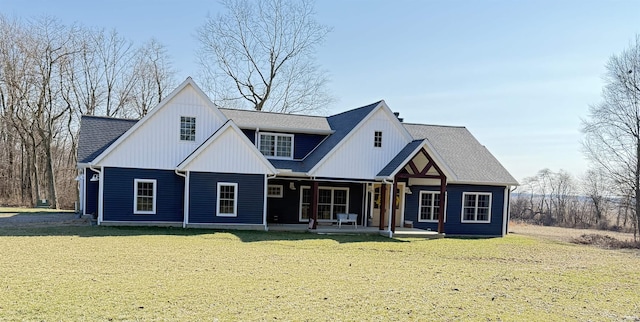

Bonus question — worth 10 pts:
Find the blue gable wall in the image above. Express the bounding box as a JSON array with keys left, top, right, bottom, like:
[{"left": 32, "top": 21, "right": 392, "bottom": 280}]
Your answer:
[
  {"left": 266, "top": 179, "right": 364, "bottom": 224},
  {"left": 189, "top": 172, "right": 265, "bottom": 224},
  {"left": 239, "top": 129, "right": 326, "bottom": 160},
  {"left": 102, "top": 167, "right": 184, "bottom": 222},
  {"left": 85, "top": 169, "right": 100, "bottom": 216},
  {"left": 404, "top": 184, "right": 506, "bottom": 236}
]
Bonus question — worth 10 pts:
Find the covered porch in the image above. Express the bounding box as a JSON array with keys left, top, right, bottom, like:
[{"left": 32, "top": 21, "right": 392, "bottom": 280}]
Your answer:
[{"left": 267, "top": 223, "right": 443, "bottom": 239}]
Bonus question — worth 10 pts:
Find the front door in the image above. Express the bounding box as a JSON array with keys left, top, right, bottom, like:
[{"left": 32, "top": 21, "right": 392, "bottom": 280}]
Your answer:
[{"left": 371, "top": 183, "right": 405, "bottom": 227}]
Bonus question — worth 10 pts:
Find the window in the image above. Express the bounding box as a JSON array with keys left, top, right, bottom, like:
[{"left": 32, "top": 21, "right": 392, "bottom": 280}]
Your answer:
[
  {"left": 259, "top": 133, "right": 293, "bottom": 159},
  {"left": 299, "top": 187, "right": 349, "bottom": 221},
  {"left": 461, "top": 192, "right": 491, "bottom": 223},
  {"left": 374, "top": 131, "right": 382, "bottom": 147},
  {"left": 180, "top": 116, "right": 196, "bottom": 141},
  {"left": 217, "top": 183, "right": 238, "bottom": 217},
  {"left": 267, "top": 185, "right": 283, "bottom": 198},
  {"left": 134, "top": 179, "right": 156, "bottom": 214},
  {"left": 418, "top": 191, "right": 441, "bottom": 222}
]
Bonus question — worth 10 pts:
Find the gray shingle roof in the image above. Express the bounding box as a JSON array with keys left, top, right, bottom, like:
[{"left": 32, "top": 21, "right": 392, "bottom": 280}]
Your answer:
[
  {"left": 77, "top": 116, "right": 138, "bottom": 163},
  {"left": 220, "top": 108, "right": 331, "bottom": 133},
  {"left": 403, "top": 123, "right": 518, "bottom": 185}
]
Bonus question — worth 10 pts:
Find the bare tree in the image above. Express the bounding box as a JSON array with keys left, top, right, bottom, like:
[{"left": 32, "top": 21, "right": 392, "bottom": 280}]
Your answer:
[
  {"left": 196, "top": 0, "right": 333, "bottom": 113},
  {"left": 582, "top": 34, "right": 640, "bottom": 240},
  {"left": 125, "top": 39, "right": 176, "bottom": 118},
  {"left": 0, "top": 14, "right": 176, "bottom": 209}
]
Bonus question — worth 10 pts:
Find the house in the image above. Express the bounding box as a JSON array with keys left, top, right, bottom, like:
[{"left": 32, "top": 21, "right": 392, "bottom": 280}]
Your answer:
[{"left": 77, "top": 78, "right": 518, "bottom": 237}]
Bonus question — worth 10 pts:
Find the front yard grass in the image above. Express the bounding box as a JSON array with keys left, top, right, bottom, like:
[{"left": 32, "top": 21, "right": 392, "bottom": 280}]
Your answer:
[{"left": 0, "top": 225, "right": 638, "bottom": 321}]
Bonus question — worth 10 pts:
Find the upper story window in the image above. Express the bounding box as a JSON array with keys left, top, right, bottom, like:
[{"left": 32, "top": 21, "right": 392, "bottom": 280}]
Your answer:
[
  {"left": 259, "top": 132, "right": 293, "bottom": 159},
  {"left": 374, "top": 131, "right": 382, "bottom": 147},
  {"left": 180, "top": 116, "right": 196, "bottom": 141}
]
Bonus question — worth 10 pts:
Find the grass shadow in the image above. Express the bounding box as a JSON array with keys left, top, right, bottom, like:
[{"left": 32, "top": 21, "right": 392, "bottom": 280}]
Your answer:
[{"left": 0, "top": 224, "right": 407, "bottom": 244}]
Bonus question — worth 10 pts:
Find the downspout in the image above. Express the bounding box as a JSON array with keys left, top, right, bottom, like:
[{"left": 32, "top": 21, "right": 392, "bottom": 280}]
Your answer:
[
  {"left": 175, "top": 169, "right": 188, "bottom": 228},
  {"left": 264, "top": 173, "right": 277, "bottom": 231},
  {"left": 383, "top": 178, "right": 394, "bottom": 238},
  {"left": 89, "top": 164, "right": 103, "bottom": 225},
  {"left": 503, "top": 186, "right": 517, "bottom": 236}
]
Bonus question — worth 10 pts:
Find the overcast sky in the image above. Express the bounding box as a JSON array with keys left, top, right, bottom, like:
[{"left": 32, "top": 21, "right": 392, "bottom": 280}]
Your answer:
[{"left": 3, "top": 0, "right": 640, "bottom": 181}]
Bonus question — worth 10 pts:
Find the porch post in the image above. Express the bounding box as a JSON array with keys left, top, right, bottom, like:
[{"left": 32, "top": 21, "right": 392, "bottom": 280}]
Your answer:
[
  {"left": 311, "top": 181, "right": 319, "bottom": 229},
  {"left": 379, "top": 183, "right": 387, "bottom": 230},
  {"left": 438, "top": 177, "right": 446, "bottom": 234},
  {"left": 390, "top": 180, "right": 398, "bottom": 233}
]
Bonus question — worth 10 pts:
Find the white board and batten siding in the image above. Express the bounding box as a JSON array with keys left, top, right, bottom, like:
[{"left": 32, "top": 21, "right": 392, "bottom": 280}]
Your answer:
[
  {"left": 98, "top": 84, "right": 226, "bottom": 169},
  {"left": 312, "top": 107, "right": 412, "bottom": 180},
  {"left": 180, "top": 125, "right": 275, "bottom": 175}
]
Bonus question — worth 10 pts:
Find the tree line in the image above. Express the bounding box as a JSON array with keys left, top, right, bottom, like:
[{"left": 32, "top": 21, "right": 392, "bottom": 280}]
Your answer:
[
  {"left": 0, "top": 15, "right": 176, "bottom": 209},
  {"left": 510, "top": 168, "right": 636, "bottom": 236},
  {"left": 513, "top": 35, "right": 640, "bottom": 240},
  {"left": 0, "top": 0, "right": 331, "bottom": 210}
]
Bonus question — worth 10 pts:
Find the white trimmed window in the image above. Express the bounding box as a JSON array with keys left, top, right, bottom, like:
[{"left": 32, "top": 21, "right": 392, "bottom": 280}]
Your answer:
[
  {"left": 374, "top": 131, "right": 382, "bottom": 147},
  {"left": 461, "top": 192, "right": 491, "bottom": 223},
  {"left": 418, "top": 191, "right": 441, "bottom": 222},
  {"left": 267, "top": 184, "right": 283, "bottom": 198},
  {"left": 299, "top": 186, "right": 349, "bottom": 221},
  {"left": 217, "top": 182, "right": 238, "bottom": 217},
  {"left": 180, "top": 116, "right": 196, "bottom": 141},
  {"left": 259, "top": 133, "right": 293, "bottom": 159},
  {"left": 134, "top": 179, "right": 156, "bottom": 214}
]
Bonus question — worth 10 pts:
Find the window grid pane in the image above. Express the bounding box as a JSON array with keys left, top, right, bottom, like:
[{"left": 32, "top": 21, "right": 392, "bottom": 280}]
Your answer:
[
  {"left": 180, "top": 116, "right": 196, "bottom": 141},
  {"left": 260, "top": 135, "right": 275, "bottom": 156},
  {"left": 136, "top": 181, "right": 154, "bottom": 213},
  {"left": 374, "top": 131, "right": 382, "bottom": 147},
  {"left": 276, "top": 136, "right": 292, "bottom": 157},
  {"left": 419, "top": 192, "right": 441, "bottom": 221},
  {"left": 218, "top": 184, "right": 236, "bottom": 215},
  {"left": 462, "top": 193, "right": 491, "bottom": 222}
]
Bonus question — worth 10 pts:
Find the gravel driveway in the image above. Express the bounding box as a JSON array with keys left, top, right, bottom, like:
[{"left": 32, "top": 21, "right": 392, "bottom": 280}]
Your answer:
[{"left": 0, "top": 212, "right": 88, "bottom": 227}]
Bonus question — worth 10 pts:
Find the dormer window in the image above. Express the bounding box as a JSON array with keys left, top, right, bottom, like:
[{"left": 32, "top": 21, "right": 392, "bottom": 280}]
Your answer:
[
  {"left": 259, "top": 132, "right": 293, "bottom": 159},
  {"left": 374, "top": 131, "right": 382, "bottom": 147},
  {"left": 180, "top": 116, "right": 196, "bottom": 141}
]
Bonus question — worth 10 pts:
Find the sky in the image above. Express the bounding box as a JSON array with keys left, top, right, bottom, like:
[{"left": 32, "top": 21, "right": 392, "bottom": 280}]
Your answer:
[{"left": 3, "top": 0, "right": 640, "bottom": 182}]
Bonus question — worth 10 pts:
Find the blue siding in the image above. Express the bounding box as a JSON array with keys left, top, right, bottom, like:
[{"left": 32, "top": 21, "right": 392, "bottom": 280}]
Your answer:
[
  {"left": 266, "top": 180, "right": 364, "bottom": 224},
  {"left": 242, "top": 129, "right": 255, "bottom": 144},
  {"left": 102, "top": 167, "right": 184, "bottom": 222},
  {"left": 85, "top": 169, "right": 100, "bottom": 216},
  {"left": 404, "top": 184, "right": 506, "bottom": 236},
  {"left": 294, "top": 133, "right": 326, "bottom": 159},
  {"left": 189, "top": 172, "right": 265, "bottom": 224}
]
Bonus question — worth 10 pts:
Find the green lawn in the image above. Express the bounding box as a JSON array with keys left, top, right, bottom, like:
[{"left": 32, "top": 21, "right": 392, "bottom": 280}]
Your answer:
[{"left": 0, "top": 226, "right": 638, "bottom": 321}]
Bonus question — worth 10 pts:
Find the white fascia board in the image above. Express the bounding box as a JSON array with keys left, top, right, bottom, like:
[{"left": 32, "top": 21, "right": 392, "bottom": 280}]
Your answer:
[
  {"left": 177, "top": 120, "right": 277, "bottom": 174},
  {"left": 306, "top": 102, "right": 384, "bottom": 176},
  {"left": 91, "top": 77, "right": 227, "bottom": 165}
]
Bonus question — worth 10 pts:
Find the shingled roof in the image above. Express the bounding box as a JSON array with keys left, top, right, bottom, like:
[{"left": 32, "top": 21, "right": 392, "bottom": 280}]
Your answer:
[
  {"left": 402, "top": 123, "right": 518, "bottom": 185},
  {"left": 77, "top": 116, "right": 138, "bottom": 163},
  {"left": 220, "top": 108, "right": 331, "bottom": 133}
]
